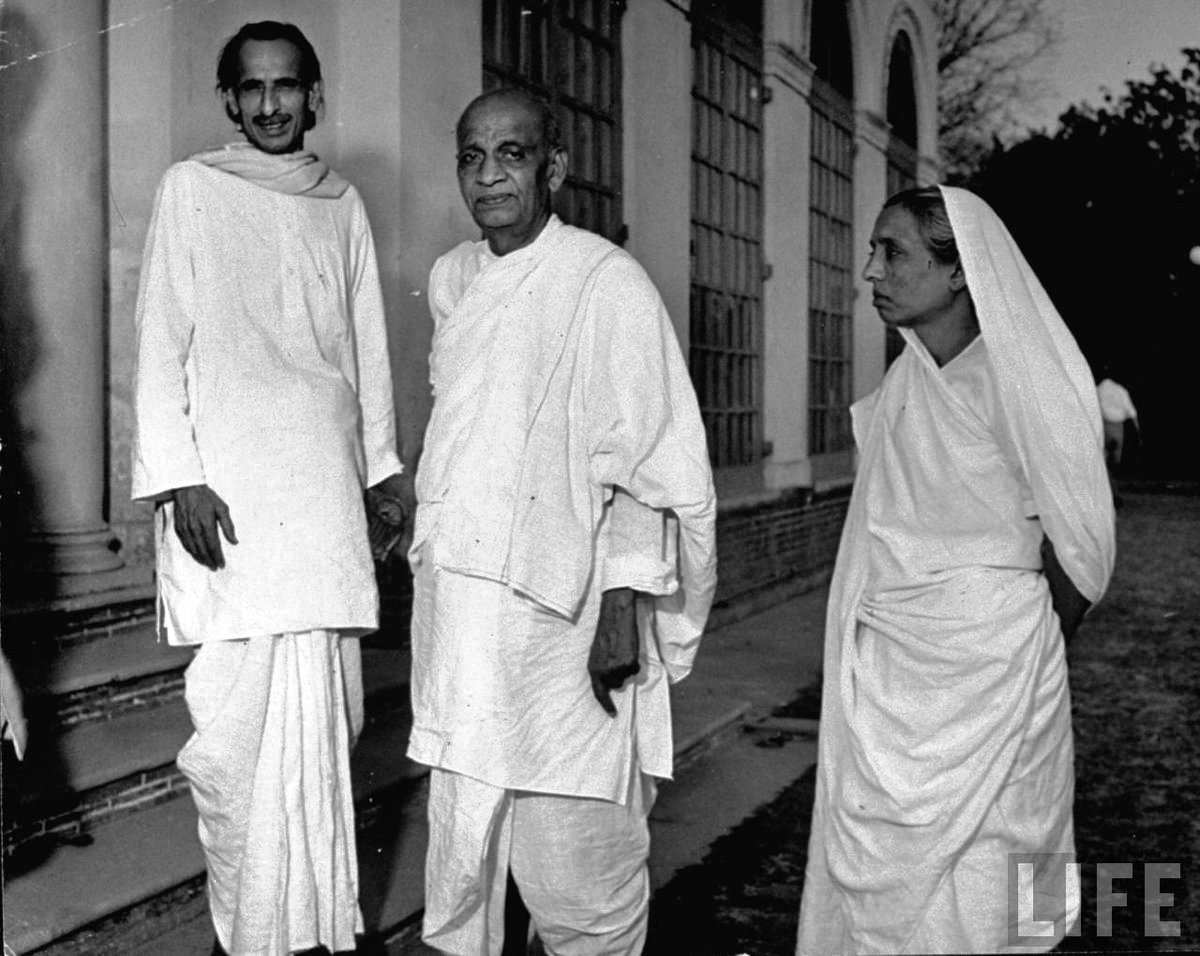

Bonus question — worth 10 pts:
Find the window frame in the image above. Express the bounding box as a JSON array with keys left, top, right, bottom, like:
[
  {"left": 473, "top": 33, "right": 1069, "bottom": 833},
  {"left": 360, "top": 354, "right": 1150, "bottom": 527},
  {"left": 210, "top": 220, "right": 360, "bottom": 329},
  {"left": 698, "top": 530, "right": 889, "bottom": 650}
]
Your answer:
[{"left": 481, "top": 0, "right": 626, "bottom": 243}]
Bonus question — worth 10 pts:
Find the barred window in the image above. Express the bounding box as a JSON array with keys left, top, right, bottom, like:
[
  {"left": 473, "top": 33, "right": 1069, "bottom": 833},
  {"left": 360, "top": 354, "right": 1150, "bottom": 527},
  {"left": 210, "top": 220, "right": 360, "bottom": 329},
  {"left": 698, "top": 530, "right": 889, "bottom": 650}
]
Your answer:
[
  {"left": 482, "top": 0, "right": 624, "bottom": 242},
  {"left": 688, "top": 1, "right": 765, "bottom": 469},
  {"left": 808, "top": 83, "right": 855, "bottom": 460},
  {"left": 807, "top": 1, "right": 855, "bottom": 466}
]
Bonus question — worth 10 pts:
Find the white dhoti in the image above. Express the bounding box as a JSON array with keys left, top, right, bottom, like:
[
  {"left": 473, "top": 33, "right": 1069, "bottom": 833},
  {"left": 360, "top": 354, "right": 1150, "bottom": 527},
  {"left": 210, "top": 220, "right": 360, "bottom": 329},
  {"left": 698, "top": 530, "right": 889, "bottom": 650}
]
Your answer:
[
  {"left": 178, "top": 632, "right": 364, "bottom": 956},
  {"left": 423, "top": 765, "right": 655, "bottom": 956},
  {"left": 412, "top": 215, "right": 716, "bottom": 956}
]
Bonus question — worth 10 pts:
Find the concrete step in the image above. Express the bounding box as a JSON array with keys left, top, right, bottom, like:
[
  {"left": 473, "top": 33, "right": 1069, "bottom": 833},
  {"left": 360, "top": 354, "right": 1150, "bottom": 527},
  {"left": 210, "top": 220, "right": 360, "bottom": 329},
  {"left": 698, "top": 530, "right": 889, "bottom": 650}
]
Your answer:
[
  {"left": 3, "top": 653, "right": 423, "bottom": 955},
  {"left": 3, "top": 796, "right": 205, "bottom": 955},
  {"left": 32, "top": 618, "right": 191, "bottom": 698},
  {"left": 4, "top": 644, "right": 412, "bottom": 849},
  {"left": 5, "top": 699, "right": 193, "bottom": 852},
  {"left": 6, "top": 574, "right": 826, "bottom": 955}
]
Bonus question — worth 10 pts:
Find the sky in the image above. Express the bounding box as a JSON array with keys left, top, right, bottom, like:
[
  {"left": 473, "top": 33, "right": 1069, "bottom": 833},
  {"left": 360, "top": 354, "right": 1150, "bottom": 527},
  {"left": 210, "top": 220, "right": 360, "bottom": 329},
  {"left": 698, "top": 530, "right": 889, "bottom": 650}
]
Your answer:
[{"left": 1013, "top": 0, "right": 1200, "bottom": 132}]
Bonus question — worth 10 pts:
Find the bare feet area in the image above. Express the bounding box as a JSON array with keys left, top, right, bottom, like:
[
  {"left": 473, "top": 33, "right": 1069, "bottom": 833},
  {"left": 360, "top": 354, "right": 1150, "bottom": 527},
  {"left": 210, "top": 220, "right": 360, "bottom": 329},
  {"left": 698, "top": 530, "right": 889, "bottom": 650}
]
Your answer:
[{"left": 646, "top": 489, "right": 1200, "bottom": 955}]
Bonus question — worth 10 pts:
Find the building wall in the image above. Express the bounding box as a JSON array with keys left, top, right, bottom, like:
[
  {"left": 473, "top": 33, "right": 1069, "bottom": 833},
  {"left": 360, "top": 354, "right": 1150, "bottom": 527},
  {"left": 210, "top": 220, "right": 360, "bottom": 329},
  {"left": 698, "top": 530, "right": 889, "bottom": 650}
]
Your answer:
[
  {"left": 104, "top": 0, "right": 481, "bottom": 576},
  {"left": 623, "top": 0, "right": 693, "bottom": 351},
  {"left": 755, "top": 0, "right": 939, "bottom": 495},
  {"left": 4, "top": 0, "right": 938, "bottom": 600}
]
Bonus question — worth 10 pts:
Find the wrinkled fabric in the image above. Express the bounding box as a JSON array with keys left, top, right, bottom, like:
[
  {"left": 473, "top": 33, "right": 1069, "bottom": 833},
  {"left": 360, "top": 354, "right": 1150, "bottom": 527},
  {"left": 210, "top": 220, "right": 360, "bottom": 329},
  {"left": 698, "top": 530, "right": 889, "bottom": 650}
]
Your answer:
[
  {"left": 410, "top": 216, "right": 713, "bottom": 951},
  {"left": 423, "top": 766, "right": 654, "bottom": 956},
  {"left": 797, "top": 187, "right": 1114, "bottom": 955},
  {"left": 412, "top": 215, "right": 716, "bottom": 677},
  {"left": 178, "top": 632, "right": 364, "bottom": 956},
  {"left": 189, "top": 141, "right": 350, "bottom": 198},
  {"left": 942, "top": 186, "right": 1114, "bottom": 603},
  {"left": 409, "top": 215, "right": 715, "bottom": 797},
  {"left": 131, "top": 159, "right": 400, "bottom": 644}
]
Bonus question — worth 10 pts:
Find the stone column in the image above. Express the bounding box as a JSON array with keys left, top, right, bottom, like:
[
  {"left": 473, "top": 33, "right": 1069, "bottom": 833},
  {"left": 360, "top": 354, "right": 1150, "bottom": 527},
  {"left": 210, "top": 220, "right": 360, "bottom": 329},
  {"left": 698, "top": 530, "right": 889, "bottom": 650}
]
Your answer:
[
  {"left": 1, "top": 0, "right": 123, "bottom": 593},
  {"left": 761, "top": 37, "right": 816, "bottom": 491}
]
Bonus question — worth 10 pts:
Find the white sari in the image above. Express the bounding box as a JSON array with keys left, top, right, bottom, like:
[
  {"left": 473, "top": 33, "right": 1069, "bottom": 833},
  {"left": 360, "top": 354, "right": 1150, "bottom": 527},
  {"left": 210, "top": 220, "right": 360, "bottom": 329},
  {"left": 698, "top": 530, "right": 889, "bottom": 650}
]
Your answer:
[{"left": 797, "top": 187, "right": 1114, "bottom": 954}]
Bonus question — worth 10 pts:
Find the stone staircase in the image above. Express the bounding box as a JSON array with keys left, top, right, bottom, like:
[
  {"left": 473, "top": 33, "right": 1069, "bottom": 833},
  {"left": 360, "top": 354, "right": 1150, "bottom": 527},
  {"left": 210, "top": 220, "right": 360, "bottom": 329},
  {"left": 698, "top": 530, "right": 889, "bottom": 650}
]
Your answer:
[
  {"left": 2, "top": 568, "right": 423, "bottom": 955},
  {"left": 1, "top": 491, "right": 848, "bottom": 954}
]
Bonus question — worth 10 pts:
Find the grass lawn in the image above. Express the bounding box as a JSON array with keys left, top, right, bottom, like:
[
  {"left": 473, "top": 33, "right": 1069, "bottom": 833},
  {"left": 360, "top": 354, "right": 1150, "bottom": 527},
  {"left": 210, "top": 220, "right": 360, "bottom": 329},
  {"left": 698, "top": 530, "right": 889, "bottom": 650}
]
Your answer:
[{"left": 1061, "top": 490, "right": 1200, "bottom": 951}]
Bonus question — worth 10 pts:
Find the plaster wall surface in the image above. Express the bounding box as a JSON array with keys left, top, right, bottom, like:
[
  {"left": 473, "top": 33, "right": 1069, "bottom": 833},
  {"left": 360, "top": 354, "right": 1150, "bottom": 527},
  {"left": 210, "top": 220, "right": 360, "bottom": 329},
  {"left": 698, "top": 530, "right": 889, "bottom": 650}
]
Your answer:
[{"left": 623, "top": 0, "right": 693, "bottom": 351}]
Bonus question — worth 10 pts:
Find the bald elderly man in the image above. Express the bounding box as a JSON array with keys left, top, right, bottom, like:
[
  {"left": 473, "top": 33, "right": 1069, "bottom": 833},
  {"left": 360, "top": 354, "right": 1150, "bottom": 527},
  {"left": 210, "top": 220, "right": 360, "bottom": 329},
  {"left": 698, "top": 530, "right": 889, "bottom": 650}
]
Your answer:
[{"left": 407, "top": 88, "right": 717, "bottom": 954}]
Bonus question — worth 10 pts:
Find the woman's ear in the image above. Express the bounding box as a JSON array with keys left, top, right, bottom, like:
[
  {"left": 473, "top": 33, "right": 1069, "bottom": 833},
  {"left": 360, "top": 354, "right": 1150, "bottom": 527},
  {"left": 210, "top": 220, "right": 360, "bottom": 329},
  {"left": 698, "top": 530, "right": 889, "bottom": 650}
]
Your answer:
[{"left": 949, "top": 259, "right": 968, "bottom": 292}]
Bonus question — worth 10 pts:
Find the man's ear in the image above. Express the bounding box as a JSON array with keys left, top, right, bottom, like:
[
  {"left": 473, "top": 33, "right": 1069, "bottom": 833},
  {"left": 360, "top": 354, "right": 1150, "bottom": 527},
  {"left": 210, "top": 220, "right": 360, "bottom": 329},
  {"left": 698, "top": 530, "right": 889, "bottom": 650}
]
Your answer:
[
  {"left": 949, "top": 259, "right": 968, "bottom": 292},
  {"left": 223, "top": 89, "right": 242, "bottom": 130},
  {"left": 546, "top": 146, "right": 568, "bottom": 194},
  {"left": 306, "top": 80, "right": 325, "bottom": 121}
]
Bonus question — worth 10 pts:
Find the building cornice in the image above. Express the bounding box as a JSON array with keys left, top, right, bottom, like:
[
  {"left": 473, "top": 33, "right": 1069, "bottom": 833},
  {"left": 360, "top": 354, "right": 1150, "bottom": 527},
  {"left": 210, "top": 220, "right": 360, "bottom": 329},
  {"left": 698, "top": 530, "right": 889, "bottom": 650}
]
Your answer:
[
  {"left": 856, "top": 109, "right": 892, "bottom": 153},
  {"left": 764, "top": 41, "right": 814, "bottom": 99}
]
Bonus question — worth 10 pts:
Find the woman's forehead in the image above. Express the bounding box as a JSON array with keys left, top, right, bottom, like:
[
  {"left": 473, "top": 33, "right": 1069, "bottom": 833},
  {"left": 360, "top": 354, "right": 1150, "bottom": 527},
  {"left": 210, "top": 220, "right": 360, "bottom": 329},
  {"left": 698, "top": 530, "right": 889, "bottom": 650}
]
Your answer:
[{"left": 872, "top": 205, "right": 925, "bottom": 245}]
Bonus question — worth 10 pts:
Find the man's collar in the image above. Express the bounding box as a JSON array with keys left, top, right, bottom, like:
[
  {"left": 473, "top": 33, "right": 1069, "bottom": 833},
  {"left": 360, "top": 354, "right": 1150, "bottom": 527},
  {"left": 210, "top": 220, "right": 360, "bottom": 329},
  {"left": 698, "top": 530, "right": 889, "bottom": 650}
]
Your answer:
[{"left": 480, "top": 214, "right": 563, "bottom": 265}]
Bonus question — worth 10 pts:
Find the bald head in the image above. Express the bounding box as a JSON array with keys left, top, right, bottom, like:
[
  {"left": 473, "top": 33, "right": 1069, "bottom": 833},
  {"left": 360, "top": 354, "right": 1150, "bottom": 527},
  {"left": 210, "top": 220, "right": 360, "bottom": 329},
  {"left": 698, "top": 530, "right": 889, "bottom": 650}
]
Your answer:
[
  {"left": 456, "top": 88, "right": 561, "bottom": 152},
  {"left": 453, "top": 87, "right": 568, "bottom": 256}
]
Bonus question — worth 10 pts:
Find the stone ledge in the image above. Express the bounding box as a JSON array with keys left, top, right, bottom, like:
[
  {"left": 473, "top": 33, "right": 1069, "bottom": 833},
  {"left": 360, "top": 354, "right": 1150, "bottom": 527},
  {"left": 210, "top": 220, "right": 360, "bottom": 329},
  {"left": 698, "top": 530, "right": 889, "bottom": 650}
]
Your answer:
[{"left": 2, "top": 797, "right": 205, "bottom": 956}]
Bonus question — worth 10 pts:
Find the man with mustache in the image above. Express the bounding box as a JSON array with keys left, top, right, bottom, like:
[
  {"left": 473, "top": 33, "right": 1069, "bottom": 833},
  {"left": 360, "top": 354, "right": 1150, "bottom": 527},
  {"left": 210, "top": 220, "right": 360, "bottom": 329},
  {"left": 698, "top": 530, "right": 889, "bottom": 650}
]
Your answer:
[
  {"left": 131, "top": 21, "right": 404, "bottom": 955},
  {"left": 408, "top": 88, "right": 717, "bottom": 954}
]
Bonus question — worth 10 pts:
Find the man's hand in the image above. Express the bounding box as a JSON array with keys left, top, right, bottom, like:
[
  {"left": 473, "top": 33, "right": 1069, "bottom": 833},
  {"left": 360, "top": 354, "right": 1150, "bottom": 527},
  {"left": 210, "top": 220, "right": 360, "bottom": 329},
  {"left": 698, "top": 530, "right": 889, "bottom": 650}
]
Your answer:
[
  {"left": 589, "top": 587, "right": 641, "bottom": 717},
  {"left": 172, "top": 484, "right": 237, "bottom": 570},
  {"left": 366, "top": 471, "right": 415, "bottom": 562}
]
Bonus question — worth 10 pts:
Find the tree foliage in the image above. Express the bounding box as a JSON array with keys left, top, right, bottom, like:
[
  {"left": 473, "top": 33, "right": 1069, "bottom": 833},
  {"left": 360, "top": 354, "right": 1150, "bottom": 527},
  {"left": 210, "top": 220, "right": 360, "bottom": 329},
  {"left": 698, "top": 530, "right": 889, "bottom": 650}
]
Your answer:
[
  {"left": 935, "top": 0, "right": 1061, "bottom": 181},
  {"left": 1058, "top": 48, "right": 1200, "bottom": 197},
  {"left": 969, "top": 49, "right": 1200, "bottom": 476}
]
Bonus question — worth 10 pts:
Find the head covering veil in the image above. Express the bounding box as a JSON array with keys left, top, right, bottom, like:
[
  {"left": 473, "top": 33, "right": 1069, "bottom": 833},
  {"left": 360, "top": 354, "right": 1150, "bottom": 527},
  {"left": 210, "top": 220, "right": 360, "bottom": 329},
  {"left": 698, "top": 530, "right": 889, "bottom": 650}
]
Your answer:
[{"left": 937, "top": 185, "right": 1115, "bottom": 602}]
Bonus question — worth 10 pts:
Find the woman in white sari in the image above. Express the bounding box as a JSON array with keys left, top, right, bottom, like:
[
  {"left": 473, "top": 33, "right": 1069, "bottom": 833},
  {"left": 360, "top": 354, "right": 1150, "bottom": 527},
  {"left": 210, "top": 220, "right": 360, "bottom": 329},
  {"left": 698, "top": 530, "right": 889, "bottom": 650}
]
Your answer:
[{"left": 796, "top": 186, "right": 1115, "bottom": 954}]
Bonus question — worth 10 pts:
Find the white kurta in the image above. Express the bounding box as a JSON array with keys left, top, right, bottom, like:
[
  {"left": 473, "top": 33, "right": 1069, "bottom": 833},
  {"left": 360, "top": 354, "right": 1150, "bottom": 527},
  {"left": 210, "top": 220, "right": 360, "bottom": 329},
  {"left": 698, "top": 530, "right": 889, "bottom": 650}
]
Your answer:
[
  {"left": 409, "top": 216, "right": 716, "bottom": 800},
  {"left": 798, "top": 187, "right": 1114, "bottom": 955},
  {"left": 131, "top": 159, "right": 401, "bottom": 643}
]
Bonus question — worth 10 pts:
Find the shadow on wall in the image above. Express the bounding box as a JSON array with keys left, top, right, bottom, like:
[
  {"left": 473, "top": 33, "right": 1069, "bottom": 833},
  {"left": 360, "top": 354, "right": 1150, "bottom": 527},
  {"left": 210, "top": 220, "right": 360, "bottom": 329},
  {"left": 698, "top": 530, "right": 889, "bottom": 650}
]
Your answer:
[
  {"left": 0, "top": 5, "right": 45, "bottom": 575},
  {"left": 0, "top": 6, "right": 82, "bottom": 879}
]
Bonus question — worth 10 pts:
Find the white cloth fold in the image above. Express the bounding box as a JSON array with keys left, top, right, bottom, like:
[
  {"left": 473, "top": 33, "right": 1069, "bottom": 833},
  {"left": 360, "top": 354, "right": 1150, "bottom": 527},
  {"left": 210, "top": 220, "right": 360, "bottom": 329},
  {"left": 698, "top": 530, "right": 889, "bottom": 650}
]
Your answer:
[
  {"left": 941, "top": 186, "right": 1115, "bottom": 602},
  {"left": 797, "top": 187, "right": 1114, "bottom": 955},
  {"left": 408, "top": 215, "right": 715, "bottom": 801},
  {"left": 413, "top": 216, "right": 715, "bottom": 655},
  {"left": 178, "top": 633, "right": 364, "bottom": 956},
  {"left": 189, "top": 142, "right": 350, "bottom": 198},
  {"left": 423, "top": 765, "right": 654, "bottom": 956},
  {"left": 131, "top": 159, "right": 400, "bottom": 643}
]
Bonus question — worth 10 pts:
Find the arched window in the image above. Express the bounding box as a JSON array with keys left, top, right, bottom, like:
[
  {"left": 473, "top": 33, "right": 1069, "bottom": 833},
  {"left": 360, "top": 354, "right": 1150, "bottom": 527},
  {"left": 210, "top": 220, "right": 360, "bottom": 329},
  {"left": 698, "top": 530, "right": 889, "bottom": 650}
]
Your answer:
[
  {"left": 482, "top": 0, "right": 625, "bottom": 242},
  {"left": 884, "top": 29, "right": 919, "bottom": 366},
  {"left": 688, "top": 0, "right": 765, "bottom": 469},
  {"left": 886, "top": 31, "right": 918, "bottom": 191},
  {"left": 808, "top": 0, "right": 855, "bottom": 468}
]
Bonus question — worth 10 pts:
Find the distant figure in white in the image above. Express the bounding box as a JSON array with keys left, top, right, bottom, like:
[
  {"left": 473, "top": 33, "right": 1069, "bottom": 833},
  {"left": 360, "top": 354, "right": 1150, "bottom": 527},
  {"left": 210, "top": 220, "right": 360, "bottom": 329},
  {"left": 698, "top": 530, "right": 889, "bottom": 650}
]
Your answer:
[
  {"left": 1096, "top": 376, "right": 1139, "bottom": 471},
  {"left": 131, "top": 21, "right": 405, "bottom": 956},
  {"left": 796, "top": 186, "right": 1116, "bottom": 954}
]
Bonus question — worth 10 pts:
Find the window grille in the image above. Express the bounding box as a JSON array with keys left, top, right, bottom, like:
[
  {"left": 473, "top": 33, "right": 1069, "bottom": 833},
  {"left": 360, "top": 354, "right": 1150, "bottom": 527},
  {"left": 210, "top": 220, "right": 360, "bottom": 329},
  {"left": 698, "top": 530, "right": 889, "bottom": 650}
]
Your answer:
[
  {"left": 481, "top": 0, "right": 624, "bottom": 242},
  {"left": 808, "top": 79, "right": 855, "bottom": 457},
  {"left": 688, "top": 5, "right": 765, "bottom": 468}
]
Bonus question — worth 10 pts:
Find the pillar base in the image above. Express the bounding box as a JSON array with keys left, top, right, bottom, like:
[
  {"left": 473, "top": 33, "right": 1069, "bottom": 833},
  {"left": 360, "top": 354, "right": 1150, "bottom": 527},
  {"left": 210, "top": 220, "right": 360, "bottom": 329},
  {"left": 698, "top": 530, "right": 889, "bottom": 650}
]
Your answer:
[{"left": 22, "top": 526, "right": 124, "bottom": 578}]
